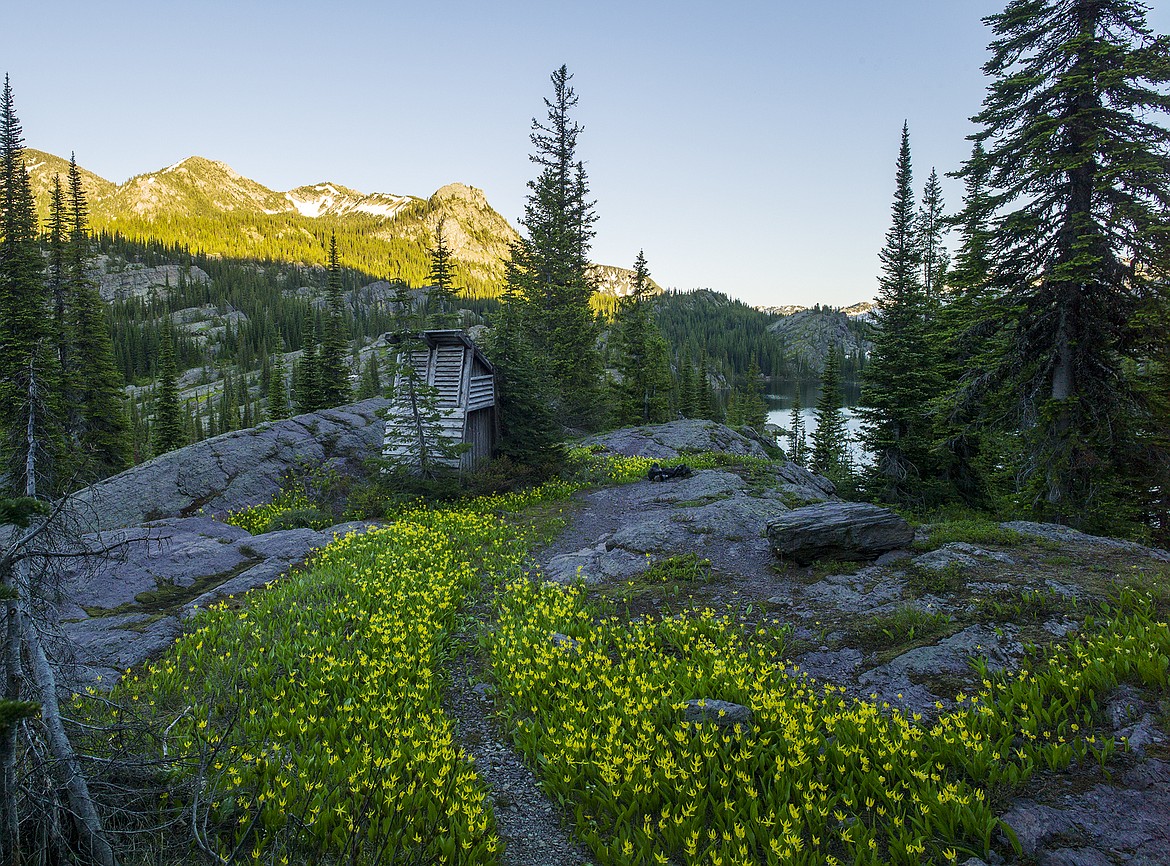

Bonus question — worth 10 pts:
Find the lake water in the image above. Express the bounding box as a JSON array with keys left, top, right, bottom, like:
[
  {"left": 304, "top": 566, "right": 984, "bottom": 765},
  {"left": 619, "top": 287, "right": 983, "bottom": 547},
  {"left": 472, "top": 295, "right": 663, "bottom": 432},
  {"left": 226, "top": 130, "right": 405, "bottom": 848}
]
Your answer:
[{"left": 764, "top": 380, "right": 868, "bottom": 464}]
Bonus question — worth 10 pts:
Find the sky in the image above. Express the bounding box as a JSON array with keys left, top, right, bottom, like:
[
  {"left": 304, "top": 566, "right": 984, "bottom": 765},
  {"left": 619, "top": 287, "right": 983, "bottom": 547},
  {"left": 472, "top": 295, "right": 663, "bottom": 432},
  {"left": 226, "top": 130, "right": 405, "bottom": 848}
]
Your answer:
[{"left": 3, "top": 1, "right": 1168, "bottom": 308}]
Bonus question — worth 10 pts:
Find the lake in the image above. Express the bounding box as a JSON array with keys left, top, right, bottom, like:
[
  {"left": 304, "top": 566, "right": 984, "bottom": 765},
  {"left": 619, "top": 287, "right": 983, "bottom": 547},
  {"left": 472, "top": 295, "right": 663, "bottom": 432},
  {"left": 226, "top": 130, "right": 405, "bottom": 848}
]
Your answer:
[{"left": 764, "top": 380, "right": 868, "bottom": 464}]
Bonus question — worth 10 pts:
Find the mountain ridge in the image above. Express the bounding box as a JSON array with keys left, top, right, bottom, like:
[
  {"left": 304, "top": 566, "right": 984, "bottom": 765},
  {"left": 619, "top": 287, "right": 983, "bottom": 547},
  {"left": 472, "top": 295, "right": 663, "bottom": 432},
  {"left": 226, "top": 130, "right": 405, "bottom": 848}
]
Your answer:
[{"left": 23, "top": 149, "right": 658, "bottom": 299}]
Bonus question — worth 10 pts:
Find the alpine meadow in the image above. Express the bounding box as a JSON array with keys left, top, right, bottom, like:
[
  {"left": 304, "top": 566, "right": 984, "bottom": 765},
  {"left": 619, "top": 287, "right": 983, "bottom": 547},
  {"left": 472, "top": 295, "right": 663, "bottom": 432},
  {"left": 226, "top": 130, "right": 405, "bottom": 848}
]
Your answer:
[{"left": 1, "top": 3, "right": 1170, "bottom": 866}]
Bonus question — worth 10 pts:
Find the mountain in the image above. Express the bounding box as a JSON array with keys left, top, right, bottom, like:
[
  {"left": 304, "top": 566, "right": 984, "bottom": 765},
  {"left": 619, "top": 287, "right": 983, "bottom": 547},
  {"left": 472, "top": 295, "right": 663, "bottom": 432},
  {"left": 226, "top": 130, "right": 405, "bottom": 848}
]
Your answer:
[
  {"left": 24, "top": 150, "right": 519, "bottom": 296},
  {"left": 766, "top": 306, "right": 873, "bottom": 374}
]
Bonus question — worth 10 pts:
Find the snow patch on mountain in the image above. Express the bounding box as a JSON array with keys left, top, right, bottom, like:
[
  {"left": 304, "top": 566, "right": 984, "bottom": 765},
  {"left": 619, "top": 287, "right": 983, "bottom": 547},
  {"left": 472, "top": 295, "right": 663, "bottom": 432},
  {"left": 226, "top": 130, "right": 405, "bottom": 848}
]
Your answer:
[{"left": 285, "top": 183, "right": 414, "bottom": 220}]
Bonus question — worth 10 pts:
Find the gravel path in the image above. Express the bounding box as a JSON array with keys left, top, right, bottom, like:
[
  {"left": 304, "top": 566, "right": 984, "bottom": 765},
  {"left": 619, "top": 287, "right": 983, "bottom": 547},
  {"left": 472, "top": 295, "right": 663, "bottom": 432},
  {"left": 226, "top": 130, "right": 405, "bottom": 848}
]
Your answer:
[{"left": 442, "top": 586, "right": 593, "bottom": 866}]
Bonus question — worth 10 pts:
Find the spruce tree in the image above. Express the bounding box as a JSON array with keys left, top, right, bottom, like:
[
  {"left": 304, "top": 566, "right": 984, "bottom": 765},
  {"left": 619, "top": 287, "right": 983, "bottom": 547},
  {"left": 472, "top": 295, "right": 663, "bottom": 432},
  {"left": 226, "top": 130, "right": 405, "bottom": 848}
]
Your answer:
[
  {"left": 918, "top": 167, "right": 949, "bottom": 304},
  {"left": 64, "top": 153, "right": 130, "bottom": 478},
  {"left": 811, "top": 346, "right": 850, "bottom": 478},
  {"left": 267, "top": 345, "right": 289, "bottom": 420},
  {"left": 612, "top": 251, "right": 672, "bottom": 425},
  {"left": 295, "top": 313, "right": 324, "bottom": 413},
  {"left": 972, "top": 0, "right": 1170, "bottom": 528},
  {"left": 151, "top": 325, "right": 185, "bottom": 455},
  {"left": 787, "top": 390, "right": 808, "bottom": 467},
  {"left": 318, "top": 233, "right": 350, "bottom": 407},
  {"left": 933, "top": 141, "right": 1002, "bottom": 507},
  {"left": 357, "top": 352, "right": 382, "bottom": 400},
  {"left": 46, "top": 174, "right": 68, "bottom": 362},
  {"left": 860, "top": 124, "right": 942, "bottom": 505},
  {"left": 481, "top": 302, "right": 564, "bottom": 475},
  {"left": 426, "top": 215, "right": 459, "bottom": 327},
  {"left": 0, "top": 76, "right": 60, "bottom": 494},
  {"left": 505, "top": 65, "right": 604, "bottom": 430}
]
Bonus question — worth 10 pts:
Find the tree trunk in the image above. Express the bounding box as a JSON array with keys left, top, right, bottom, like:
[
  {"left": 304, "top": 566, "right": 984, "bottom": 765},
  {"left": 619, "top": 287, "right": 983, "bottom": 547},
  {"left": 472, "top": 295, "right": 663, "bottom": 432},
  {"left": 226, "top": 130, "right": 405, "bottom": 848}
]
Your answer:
[
  {"left": 24, "top": 616, "right": 116, "bottom": 866},
  {"left": 1, "top": 559, "right": 24, "bottom": 866}
]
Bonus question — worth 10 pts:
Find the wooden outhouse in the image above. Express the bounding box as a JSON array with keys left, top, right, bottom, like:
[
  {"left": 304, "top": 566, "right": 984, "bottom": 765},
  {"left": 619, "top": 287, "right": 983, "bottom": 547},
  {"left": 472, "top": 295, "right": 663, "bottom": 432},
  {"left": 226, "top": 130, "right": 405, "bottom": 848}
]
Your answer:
[{"left": 382, "top": 330, "right": 497, "bottom": 473}]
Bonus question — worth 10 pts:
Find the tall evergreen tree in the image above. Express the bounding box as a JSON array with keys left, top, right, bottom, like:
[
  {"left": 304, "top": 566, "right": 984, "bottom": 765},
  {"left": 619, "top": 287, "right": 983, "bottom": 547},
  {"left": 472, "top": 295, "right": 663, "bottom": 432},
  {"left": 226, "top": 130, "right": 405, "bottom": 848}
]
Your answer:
[
  {"left": 318, "top": 232, "right": 350, "bottom": 407},
  {"left": 64, "top": 152, "right": 130, "bottom": 478},
  {"left": 933, "top": 141, "right": 1002, "bottom": 507},
  {"left": 151, "top": 325, "right": 185, "bottom": 455},
  {"left": 972, "top": 0, "right": 1170, "bottom": 528},
  {"left": 811, "top": 346, "right": 850, "bottom": 478},
  {"left": 267, "top": 345, "right": 289, "bottom": 420},
  {"left": 295, "top": 313, "right": 324, "bottom": 413},
  {"left": 787, "top": 390, "right": 808, "bottom": 467},
  {"left": 45, "top": 174, "right": 68, "bottom": 363},
  {"left": 612, "top": 250, "right": 672, "bottom": 425},
  {"left": 505, "top": 65, "right": 604, "bottom": 430},
  {"left": 0, "top": 75, "right": 60, "bottom": 494},
  {"left": 918, "top": 167, "right": 949, "bottom": 304},
  {"left": 426, "top": 215, "right": 459, "bottom": 327},
  {"left": 860, "top": 124, "right": 942, "bottom": 504}
]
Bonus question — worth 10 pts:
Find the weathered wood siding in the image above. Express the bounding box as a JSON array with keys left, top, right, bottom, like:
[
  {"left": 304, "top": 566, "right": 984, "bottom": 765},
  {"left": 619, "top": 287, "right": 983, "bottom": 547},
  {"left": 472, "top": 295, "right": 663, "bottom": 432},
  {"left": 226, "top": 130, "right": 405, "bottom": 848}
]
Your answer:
[{"left": 383, "top": 331, "right": 498, "bottom": 473}]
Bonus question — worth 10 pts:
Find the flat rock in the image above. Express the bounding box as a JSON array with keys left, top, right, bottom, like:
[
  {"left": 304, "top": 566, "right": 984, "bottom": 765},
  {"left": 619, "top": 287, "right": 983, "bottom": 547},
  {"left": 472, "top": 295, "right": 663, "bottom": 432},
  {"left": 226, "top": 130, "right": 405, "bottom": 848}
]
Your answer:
[
  {"left": 1002, "top": 521, "right": 1170, "bottom": 562},
  {"left": 1001, "top": 760, "right": 1170, "bottom": 862},
  {"left": 912, "top": 542, "right": 1015, "bottom": 571},
  {"left": 881, "top": 624, "right": 1021, "bottom": 678},
  {"left": 802, "top": 566, "right": 905, "bottom": 614},
  {"left": 651, "top": 470, "right": 745, "bottom": 504},
  {"left": 768, "top": 502, "right": 914, "bottom": 565},
  {"left": 580, "top": 420, "right": 769, "bottom": 460}
]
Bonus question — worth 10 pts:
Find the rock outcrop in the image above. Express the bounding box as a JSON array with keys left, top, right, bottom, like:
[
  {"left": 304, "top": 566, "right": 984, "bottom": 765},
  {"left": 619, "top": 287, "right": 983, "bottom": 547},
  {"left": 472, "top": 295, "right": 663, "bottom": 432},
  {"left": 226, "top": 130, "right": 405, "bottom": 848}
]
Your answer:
[
  {"left": 579, "top": 420, "right": 771, "bottom": 460},
  {"left": 767, "top": 502, "right": 913, "bottom": 565},
  {"left": 68, "top": 398, "right": 389, "bottom": 532},
  {"left": 55, "top": 515, "right": 380, "bottom": 685}
]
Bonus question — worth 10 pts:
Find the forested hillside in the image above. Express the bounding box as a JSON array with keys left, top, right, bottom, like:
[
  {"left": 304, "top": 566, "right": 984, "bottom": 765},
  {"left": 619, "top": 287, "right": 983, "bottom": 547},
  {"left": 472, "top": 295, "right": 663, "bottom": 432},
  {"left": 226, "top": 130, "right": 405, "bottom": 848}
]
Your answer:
[{"left": 25, "top": 149, "right": 518, "bottom": 296}]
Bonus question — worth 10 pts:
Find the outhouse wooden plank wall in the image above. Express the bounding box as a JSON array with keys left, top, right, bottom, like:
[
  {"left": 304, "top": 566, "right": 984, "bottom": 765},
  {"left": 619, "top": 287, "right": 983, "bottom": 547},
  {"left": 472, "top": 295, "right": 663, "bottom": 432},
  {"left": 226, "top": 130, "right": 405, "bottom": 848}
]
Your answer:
[{"left": 383, "top": 330, "right": 497, "bottom": 473}]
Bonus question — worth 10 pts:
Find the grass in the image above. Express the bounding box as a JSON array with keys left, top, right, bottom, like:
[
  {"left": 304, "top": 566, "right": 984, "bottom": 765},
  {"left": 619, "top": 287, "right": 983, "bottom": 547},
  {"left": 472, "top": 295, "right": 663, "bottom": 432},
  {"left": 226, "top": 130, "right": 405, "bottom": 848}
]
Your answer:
[
  {"left": 905, "top": 562, "right": 968, "bottom": 595},
  {"left": 910, "top": 510, "right": 1026, "bottom": 551},
  {"left": 856, "top": 605, "right": 957, "bottom": 656}
]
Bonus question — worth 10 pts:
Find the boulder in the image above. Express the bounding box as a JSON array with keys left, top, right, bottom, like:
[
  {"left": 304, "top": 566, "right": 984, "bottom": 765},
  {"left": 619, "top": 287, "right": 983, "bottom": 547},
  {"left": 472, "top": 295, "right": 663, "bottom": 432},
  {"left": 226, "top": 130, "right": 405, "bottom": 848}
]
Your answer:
[
  {"left": 67, "top": 398, "right": 389, "bottom": 532},
  {"left": 683, "top": 699, "right": 753, "bottom": 729},
  {"left": 767, "top": 502, "right": 914, "bottom": 565},
  {"left": 580, "top": 420, "right": 769, "bottom": 460}
]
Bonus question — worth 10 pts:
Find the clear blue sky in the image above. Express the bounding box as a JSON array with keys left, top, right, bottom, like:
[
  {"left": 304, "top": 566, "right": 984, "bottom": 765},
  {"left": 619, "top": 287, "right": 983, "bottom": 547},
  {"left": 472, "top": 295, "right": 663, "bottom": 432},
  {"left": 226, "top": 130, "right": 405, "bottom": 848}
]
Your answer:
[{"left": 3, "top": 1, "right": 1167, "bottom": 307}]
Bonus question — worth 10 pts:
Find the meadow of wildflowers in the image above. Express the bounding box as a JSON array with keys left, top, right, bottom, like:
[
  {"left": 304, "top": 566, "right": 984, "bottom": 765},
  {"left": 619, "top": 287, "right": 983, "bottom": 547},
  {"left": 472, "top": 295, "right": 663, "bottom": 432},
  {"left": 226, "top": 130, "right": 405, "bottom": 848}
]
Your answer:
[{"left": 91, "top": 454, "right": 1169, "bottom": 864}]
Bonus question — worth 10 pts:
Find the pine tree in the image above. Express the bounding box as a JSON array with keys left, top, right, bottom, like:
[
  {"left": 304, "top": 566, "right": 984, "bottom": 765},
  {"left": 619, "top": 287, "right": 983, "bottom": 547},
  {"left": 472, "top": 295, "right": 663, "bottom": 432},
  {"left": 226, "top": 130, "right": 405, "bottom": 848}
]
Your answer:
[
  {"left": 860, "top": 124, "right": 942, "bottom": 505},
  {"left": 357, "top": 352, "right": 382, "bottom": 400},
  {"left": 811, "top": 346, "right": 850, "bottom": 478},
  {"left": 918, "top": 167, "right": 949, "bottom": 304},
  {"left": 64, "top": 152, "right": 130, "bottom": 478},
  {"left": 151, "top": 325, "right": 185, "bottom": 455},
  {"left": 613, "top": 251, "right": 672, "bottom": 425},
  {"left": 787, "top": 390, "right": 808, "bottom": 467},
  {"left": 295, "top": 313, "right": 324, "bottom": 413},
  {"left": 0, "top": 75, "right": 60, "bottom": 494},
  {"left": 972, "top": 0, "right": 1170, "bottom": 528},
  {"left": 933, "top": 141, "right": 1002, "bottom": 507},
  {"left": 426, "top": 215, "right": 459, "bottom": 327},
  {"left": 318, "top": 233, "right": 350, "bottom": 407},
  {"left": 505, "top": 65, "right": 604, "bottom": 430},
  {"left": 676, "top": 358, "right": 700, "bottom": 419},
  {"left": 267, "top": 345, "right": 289, "bottom": 420},
  {"left": 481, "top": 302, "right": 564, "bottom": 474},
  {"left": 46, "top": 174, "right": 68, "bottom": 363}
]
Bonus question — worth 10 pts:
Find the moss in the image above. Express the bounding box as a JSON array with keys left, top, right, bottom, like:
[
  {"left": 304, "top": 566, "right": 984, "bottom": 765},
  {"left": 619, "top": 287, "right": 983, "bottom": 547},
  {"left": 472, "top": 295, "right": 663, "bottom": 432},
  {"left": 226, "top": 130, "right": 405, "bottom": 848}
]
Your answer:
[{"left": 81, "top": 555, "right": 263, "bottom": 620}]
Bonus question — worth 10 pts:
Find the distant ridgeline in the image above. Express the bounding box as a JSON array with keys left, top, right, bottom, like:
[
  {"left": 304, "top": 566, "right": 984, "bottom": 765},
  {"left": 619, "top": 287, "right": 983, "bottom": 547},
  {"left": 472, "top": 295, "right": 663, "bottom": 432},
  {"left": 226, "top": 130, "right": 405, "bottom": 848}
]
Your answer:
[
  {"left": 25, "top": 149, "right": 515, "bottom": 298},
  {"left": 652, "top": 290, "right": 872, "bottom": 381},
  {"left": 26, "top": 149, "right": 668, "bottom": 310}
]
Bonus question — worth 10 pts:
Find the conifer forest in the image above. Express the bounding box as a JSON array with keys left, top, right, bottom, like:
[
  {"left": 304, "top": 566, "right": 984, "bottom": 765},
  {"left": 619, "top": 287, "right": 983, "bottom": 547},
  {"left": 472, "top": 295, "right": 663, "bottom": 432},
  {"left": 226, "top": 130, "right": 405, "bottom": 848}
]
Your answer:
[{"left": 1, "top": 2, "right": 1169, "bottom": 865}]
